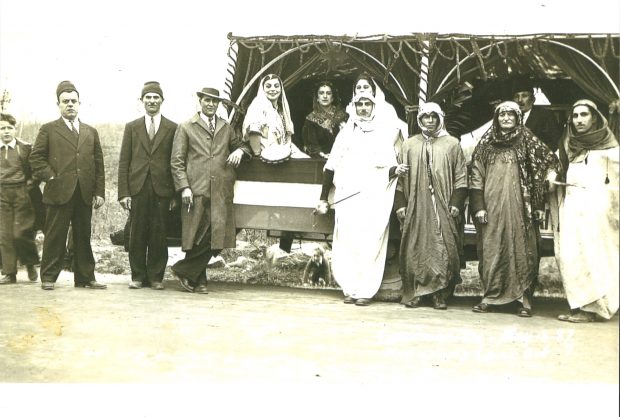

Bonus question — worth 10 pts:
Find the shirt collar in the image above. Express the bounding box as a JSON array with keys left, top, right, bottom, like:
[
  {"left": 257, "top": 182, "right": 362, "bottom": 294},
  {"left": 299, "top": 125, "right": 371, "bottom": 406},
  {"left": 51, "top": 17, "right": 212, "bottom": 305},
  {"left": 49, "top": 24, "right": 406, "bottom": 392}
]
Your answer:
[
  {"left": 62, "top": 117, "right": 79, "bottom": 132},
  {"left": 0, "top": 138, "right": 17, "bottom": 149},
  {"left": 146, "top": 113, "right": 162, "bottom": 124},
  {"left": 200, "top": 112, "right": 216, "bottom": 125}
]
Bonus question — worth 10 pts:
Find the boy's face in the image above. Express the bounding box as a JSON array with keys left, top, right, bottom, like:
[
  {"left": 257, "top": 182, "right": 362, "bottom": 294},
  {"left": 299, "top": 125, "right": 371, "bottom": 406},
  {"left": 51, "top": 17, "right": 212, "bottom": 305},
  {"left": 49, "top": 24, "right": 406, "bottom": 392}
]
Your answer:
[{"left": 0, "top": 120, "right": 16, "bottom": 144}]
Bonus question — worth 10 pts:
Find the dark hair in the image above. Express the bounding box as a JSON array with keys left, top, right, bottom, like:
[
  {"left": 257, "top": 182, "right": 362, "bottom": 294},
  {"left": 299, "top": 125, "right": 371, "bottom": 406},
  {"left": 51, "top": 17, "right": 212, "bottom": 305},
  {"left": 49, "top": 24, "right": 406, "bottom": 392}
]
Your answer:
[
  {"left": 262, "top": 73, "right": 283, "bottom": 88},
  {"left": 315, "top": 81, "right": 340, "bottom": 106},
  {"left": 0, "top": 113, "right": 17, "bottom": 126},
  {"left": 353, "top": 73, "right": 376, "bottom": 96}
]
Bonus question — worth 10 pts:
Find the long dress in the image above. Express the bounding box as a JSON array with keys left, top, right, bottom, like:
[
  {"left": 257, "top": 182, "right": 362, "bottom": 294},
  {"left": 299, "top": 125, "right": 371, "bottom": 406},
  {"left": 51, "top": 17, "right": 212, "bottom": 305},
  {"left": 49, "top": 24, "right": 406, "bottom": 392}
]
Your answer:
[
  {"left": 470, "top": 147, "right": 541, "bottom": 306},
  {"left": 399, "top": 134, "right": 467, "bottom": 303},
  {"left": 556, "top": 147, "right": 619, "bottom": 319},
  {"left": 326, "top": 123, "right": 399, "bottom": 299}
]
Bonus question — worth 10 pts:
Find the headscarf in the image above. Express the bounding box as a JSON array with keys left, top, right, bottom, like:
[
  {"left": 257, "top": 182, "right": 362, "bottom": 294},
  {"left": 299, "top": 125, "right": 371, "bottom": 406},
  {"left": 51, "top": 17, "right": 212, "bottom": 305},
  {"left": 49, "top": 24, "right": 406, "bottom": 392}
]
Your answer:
[
  {"left": 417, "top": 102, "right": 449, "bottom": 139},
  {"left": 242, "top": 74, "right": 294, "bottom": 145},
  {"left": 347, "top": 91, "right": 377, "bottom": 132},
  {"left": 558, "top": 99, "right": 618, "bottom": 176},
  {"left": 305, "top": 81, "right": 347, "bottom": 135},
  {"left": 472, "top": 101, "right": 559, "bottom": 219}
]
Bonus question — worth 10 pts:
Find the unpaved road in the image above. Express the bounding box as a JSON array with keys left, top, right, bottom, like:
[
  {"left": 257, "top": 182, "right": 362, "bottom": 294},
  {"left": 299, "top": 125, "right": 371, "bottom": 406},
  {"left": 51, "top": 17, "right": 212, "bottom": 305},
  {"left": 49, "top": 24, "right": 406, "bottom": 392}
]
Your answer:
[{"left": 1, "top": 270, "right": 617, "bottom": 386}]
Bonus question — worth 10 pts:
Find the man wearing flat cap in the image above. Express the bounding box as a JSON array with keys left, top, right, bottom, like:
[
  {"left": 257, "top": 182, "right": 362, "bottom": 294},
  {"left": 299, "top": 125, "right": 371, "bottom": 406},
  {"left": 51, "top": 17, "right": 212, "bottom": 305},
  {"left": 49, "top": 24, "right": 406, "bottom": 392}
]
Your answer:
[
  {"left": 118, "top": 81, "right": 178, "bottom": 290},
  {"left": 29, "top": 80, "right": 106, "bottom": 290},
  {"left": 170, "top": 87, "right": 251, "bottom": 293},
  {"left": 512, "top": 78, "right": 562, "bottom": 152}
]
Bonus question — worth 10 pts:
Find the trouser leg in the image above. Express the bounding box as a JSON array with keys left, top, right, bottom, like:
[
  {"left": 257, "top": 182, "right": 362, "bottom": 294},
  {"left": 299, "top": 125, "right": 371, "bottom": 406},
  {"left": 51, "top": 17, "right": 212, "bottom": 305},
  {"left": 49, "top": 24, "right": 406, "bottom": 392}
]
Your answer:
[
  {"left": 0, "top": 190, "right": 17, "bottom": 275},
  {"left": 70, "top": 187, "right": 96, "bottom": 284},
  {"left": 172, "top": 238, "right": 220, "bottom": 287},
  {"left": 40, "top": 198, "right": 73, "bottom": 283},
  {"left": 13, "top": 186, "right": 39, "bottom": 267}
]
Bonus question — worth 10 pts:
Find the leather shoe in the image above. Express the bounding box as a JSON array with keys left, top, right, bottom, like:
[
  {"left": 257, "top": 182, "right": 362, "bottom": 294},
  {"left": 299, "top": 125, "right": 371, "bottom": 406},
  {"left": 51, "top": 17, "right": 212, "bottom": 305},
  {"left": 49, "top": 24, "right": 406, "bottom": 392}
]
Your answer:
[
  {"left": 26, "top": 265, "right": 38, "bottom": 282},
  {"left": 472, "top": 303, "right": 490, "bottom": 313},
  {"left": 128, "top": 281, "right": 143, "bottom": 289},
  {"left": 343, "top": 296, "right": 356, "bottom": 304},
  {"left": 175, "top": 273, "right": 194, "bottom": 293},
  {"left": 41, "top": 282, "right": 55, "bottom": 290},
  {"left": 0, "top": 274, "right": 17, "bottom": 284},
  {"left": 404, "top": 297, "right": 421, "bottom": 308},
  {"left": 517, "top": 307, "right": 532, "bottom": 318},
  {"left": 432, "top": 293, "right": 447, "bottom": 310},
  {"left": 355, "top": 298, "right": 371, "bottom": 306},
  {"left": 75, "top": 281, "right": 107, "bottom": 289},
  {"left": 151, "top": 282, "right": 164, "bottom": 290},
  {"left": 559, "top": 311, "right": 596, "bottom": 323},
  {"left": 194, "top": 284, "right": 208, "bottom": 294}
]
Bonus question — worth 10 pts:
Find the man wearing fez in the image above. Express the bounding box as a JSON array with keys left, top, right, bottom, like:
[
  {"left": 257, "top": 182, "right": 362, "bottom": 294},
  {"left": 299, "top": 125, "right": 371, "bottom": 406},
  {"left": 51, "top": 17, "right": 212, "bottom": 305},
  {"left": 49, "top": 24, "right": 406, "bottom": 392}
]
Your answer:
[
  {"left": 512, "top": 79, "right": 562, "bottom": 152},
  {"left": 170, "top": 87, "right": 251, "bottom": 294},
  {"left": 118, "top": 81, "right": 178, "bottom": 290},
  {"left": 29, "top": 81, "right": 106, "bottom": 290}
]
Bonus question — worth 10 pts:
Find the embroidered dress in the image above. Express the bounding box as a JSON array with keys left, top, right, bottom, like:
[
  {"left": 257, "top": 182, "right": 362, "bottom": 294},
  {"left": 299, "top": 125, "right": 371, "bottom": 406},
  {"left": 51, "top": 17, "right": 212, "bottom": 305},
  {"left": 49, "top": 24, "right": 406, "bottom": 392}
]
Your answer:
[
  {"left": 470, "top": 102, "right": 558, "bottom": 306},
  {"left": 302, "top": 104, "right": 347, "bottom": 158}
]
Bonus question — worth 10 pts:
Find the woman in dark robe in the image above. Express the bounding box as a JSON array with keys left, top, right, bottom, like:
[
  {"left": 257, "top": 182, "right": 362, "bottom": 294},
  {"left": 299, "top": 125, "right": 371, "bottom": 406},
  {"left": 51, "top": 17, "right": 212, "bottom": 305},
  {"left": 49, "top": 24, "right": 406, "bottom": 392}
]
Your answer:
[
  {"left": 302, "top": 81, "right": 347, "bottom": 158},
  {"left": 469, "top": 101, "right": 558, "bottom": 317}
]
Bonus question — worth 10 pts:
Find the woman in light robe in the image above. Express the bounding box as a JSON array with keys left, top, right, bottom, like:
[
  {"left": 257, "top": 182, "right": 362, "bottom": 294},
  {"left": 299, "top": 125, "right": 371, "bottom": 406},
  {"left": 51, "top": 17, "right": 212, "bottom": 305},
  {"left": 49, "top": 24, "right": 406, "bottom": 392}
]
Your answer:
[
  {"left": 553, "top": 99, "right": 619, "bottom": 323},
  {"left": 242, "top": 73, "right": 308, "bottom": 160},
  {"left": 315, "top": 89, "right": 407, "bottom": 306}
]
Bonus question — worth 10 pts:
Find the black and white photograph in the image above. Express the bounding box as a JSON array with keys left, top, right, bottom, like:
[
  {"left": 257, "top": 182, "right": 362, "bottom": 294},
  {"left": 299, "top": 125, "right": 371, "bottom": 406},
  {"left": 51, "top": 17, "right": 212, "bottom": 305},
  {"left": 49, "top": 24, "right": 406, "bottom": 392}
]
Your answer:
[{"left": 1, "top": 0, "right": 618, "bottom": 415}]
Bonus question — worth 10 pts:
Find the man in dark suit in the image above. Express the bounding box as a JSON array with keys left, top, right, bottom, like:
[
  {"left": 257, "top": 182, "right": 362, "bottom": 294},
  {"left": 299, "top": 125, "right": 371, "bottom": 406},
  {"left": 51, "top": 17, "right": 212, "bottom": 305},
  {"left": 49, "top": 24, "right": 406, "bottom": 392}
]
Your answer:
[
  {"left": 170, "top": 87, "right": 251, "bottom": 294},
  {"left": 29, "top": 81, "right": 106, "bottom": 290},
  {"left": 513, "top": 81, "right": 562, "bottom": 152},
  {"left": 118, "top": 81, "right": 177, "bottom": 290}
]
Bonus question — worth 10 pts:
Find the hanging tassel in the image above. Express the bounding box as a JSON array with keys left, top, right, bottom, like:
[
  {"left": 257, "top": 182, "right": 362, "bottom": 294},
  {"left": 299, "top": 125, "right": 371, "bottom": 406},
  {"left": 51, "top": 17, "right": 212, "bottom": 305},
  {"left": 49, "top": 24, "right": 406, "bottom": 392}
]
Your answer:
[{"left": 605, "top": 158, "right": 610, "bottom": 184}]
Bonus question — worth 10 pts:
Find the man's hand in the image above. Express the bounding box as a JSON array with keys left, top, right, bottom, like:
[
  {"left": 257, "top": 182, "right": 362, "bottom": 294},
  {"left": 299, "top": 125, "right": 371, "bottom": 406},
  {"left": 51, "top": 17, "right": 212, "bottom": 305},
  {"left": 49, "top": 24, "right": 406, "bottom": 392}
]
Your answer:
[
  {"left": 533, "top": 210, "right": 545, "bottom": 222},
  {"left": 449, "top": 206, "right": 460, "bottom": 217},
  {"left": 226, "top": 149, "right": 244, "bottom": 168},
  {"left": 315, "top": 200, "right": 329, "bottom": 215},
  {"left": 181, "top": 188, "right": 193, "bottom": 208},
  {"left": 119, "top": 197, "right": 131, "bottom": 211},
  {"left": 475, "top": 210, "right": 488, "bottom": 224},
  {"left": 396, "top": 207, "right": 406, "bottom": 222},
  {"left": 169, "top": 199, "right": 178, "bottom": 211},
  {"left": 93, "top": 196, "right": 105, "bottom": 209},
  {"left": 394, "top": 163, "right": 409, "bottom": 177},
  {"left": 546, "top": 170, "right": 558, "bottom": 191}
]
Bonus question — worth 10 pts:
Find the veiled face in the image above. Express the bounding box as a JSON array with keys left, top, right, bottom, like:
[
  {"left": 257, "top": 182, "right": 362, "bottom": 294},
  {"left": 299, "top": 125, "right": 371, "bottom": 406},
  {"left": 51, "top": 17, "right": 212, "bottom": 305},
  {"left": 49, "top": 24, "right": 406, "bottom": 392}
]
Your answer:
[
  {"left": 572, "top": 105, "right": 596, "bottom": 134},
  {"left": 355, "top": 98, "right": 374, "bottom": 118},
  {"left": 497, "top": 110, "right": 517, "bottom": 131},
  {"left": 420, "top": 113, "right": 439, "bottom": 132},
  {"left": 355, "top": 79, "right": 373, "bottom": 95},
  {"left": 317, "top": 85, "right": 333, "bottom": 108},
  {"left": 263, "top": 79, "right": 282, "bottom": 103}
]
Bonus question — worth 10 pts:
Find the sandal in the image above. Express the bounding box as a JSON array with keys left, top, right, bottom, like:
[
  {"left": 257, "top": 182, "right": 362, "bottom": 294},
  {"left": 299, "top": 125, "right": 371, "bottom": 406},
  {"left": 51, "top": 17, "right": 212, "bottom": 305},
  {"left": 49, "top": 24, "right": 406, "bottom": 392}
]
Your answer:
[
  {"left": 404, "top": 297, "right": 421, "bottom": 308},
  {"left": 517, "top": 307, "right": 532, "bottom": 318},
  {"left": 472, "top": 303, "right": 489, "bottom": 313}
]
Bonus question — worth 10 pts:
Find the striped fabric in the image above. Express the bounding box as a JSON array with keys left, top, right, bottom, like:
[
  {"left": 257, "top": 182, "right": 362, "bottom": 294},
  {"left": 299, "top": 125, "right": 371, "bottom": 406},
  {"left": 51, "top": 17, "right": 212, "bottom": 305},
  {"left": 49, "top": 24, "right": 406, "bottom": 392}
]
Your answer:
[{"left": 233, "top": 158, "right": 334, "bottom": 235}]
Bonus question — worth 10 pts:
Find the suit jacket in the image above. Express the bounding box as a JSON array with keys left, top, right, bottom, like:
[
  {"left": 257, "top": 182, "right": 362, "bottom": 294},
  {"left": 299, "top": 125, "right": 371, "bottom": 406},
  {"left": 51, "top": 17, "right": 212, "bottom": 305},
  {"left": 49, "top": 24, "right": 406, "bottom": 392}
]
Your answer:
[
  {"left": 29, "top": 118, "right": 105, "bottom": 206},
  {"left": 117, "top": 115, "right": 177, "bottom": 199},
  {"left": 170, "top": 113, "right": 251, "bottom": 250},
  {"left": 525, "top": 106, "right": 562, "bottom": 152}
]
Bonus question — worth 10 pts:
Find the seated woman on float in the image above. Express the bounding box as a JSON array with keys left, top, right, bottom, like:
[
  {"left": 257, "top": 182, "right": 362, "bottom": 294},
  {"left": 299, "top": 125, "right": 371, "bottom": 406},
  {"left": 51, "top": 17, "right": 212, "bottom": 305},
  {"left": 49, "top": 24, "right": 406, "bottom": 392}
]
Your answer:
[{"left": 242, "top": 73, "right": 308, "bottom": 162}]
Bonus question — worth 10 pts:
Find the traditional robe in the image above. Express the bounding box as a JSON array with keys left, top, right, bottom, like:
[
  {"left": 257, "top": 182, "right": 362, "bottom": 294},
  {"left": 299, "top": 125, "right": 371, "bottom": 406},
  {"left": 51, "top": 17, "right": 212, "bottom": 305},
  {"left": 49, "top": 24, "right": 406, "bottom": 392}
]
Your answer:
[
  {"left": 552, "top": 100, "right": 619, "bottom": 319},
  {"left": 397, "top": 133, "right": 467, "bottom": 303},
  {"left": 325, "top": 121, "right": 400, "bottom": 299}
]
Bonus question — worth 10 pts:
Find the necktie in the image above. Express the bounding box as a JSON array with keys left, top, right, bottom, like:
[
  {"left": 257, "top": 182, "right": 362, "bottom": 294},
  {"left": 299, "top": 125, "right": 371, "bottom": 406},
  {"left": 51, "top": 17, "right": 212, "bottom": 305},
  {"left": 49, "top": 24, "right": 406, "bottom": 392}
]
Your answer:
[
  {"left": 70, "top": 120, "right": 79, "bottom": 139},
  {"left": 148, "top": 117, "right": 156, "bottom": 140},
  {"left": 208, "top": 118, "right": 215, "bottom": 134}
]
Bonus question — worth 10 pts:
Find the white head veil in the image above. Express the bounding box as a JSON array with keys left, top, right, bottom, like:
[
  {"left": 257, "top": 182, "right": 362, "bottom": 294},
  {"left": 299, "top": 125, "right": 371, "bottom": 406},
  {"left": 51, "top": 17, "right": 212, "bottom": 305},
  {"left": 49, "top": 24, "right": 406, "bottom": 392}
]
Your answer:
[
  {"left": 242, "top": 74, "right": 294, "bottom": 144},
  {"left": 417, "top": 102, "right": 449, "bottom": 138}
]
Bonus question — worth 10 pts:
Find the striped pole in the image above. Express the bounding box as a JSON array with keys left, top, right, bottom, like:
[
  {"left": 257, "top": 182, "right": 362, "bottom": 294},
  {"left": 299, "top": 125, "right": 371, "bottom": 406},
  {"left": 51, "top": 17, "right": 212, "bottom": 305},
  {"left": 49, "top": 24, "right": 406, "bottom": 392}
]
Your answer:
[
  {"left": 224, "top": 40, "right": 238, "bottom": 122},
  {"left": 418, "top": 40, "right": 430, "bottom": 106}
]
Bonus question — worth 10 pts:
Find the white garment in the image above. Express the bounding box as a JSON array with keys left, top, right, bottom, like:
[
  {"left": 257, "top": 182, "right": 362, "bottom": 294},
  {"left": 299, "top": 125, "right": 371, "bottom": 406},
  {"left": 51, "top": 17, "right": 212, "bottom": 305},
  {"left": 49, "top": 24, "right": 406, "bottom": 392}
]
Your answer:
[
  {"left": 326, "top": 122, "right": 399, "bottom": 299},
  {"left": 556, "top": 146, "right": 619, "bottom": 319}
]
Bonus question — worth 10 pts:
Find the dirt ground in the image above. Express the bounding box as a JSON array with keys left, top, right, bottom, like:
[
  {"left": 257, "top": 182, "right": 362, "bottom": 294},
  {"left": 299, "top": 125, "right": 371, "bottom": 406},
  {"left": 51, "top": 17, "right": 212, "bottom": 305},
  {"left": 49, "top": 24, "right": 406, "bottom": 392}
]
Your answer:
[{"left": 1, "top": 268, "right": 618, "bottom": 416}]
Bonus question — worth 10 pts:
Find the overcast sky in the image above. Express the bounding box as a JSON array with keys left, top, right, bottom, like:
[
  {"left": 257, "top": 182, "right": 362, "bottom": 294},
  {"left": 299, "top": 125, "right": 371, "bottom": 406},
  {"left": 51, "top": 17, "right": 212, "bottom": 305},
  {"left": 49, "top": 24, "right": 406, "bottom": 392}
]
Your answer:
[{"left": 1, "top": 0, "right": 619, "bottom": 125}]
